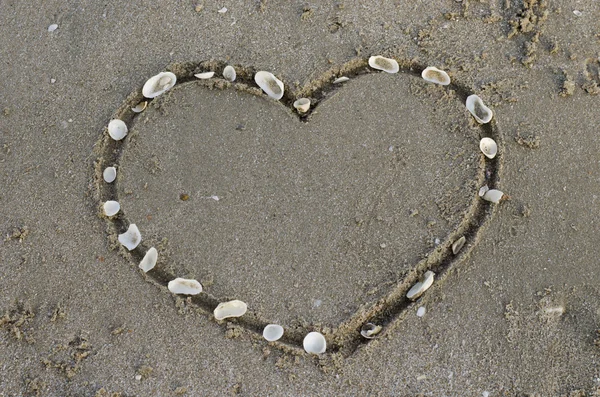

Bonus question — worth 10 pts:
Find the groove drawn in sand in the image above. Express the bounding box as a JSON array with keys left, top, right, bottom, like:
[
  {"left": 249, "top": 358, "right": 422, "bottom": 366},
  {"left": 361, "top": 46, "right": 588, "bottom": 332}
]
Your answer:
[{"left": 93, "top": 58, "right": 503, "bottom": 358}]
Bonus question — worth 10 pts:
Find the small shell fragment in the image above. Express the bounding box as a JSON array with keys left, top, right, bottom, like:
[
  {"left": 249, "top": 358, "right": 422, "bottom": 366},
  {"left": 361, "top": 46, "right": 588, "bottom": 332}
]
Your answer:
[
  {"left": 103, "top": 201, "right": 120, "bottom": 217},
  {"left": 214, "top": 300, "right": 247, "bottom": 320},
  {"left": 360, "top": 323, "right": 382, "bottom": 339},
  {"left": 333, "top": 76, "right": 349, "bottom": 84},
  {"left": 254, "top": 71, "right": 284, "bottom": 100},
  {"left": 452, "top": 236, "right": 466, "bottom": 255},
  {"left": 478, "top": 185, "right": 490, "bottom": 197},
  {"left": 482, "top": 189, "right": 504, "bottom": 204},
  {"left": 118, "top": 224, "right": 142, "bottom": 251},
  {"left": 168, "top": 278, "right": 202, "bottom": 295},
  {"left": 421, "top": 66, "right": 451, "bottom": 85},
  {"left": 223, "top": 65, "right": 236, "bottom": 82},
  {"left": 416, "top": 306, "right": 426, "bottom": 317},
  {"left": 131, "top": 101, "right": 147, "bottom": 113},
  {"left": 108, "top": 119, "right": 128, "bottom": 141},
  {"left": 479, "top": 137, "right": 497, "bottom": 159},
  {"left": 303, "top": 332, "right": 326, "bottom": 354},
  {"left": 139, "top": 247, "right": 157, "bottom": 272},
  {"left": 48, "top": 24, "right": 58, "bottom": 32},
  {"left": 194, "top": 71, "right": 215, "bottom": 79},
  {"left": 263, "top": 324, "right": 284, "bottom": 342},
  {"left": 293, "top": 98, "right": 311, "bottom": 113},
  {"left": 368, "top": 56, "right": 399, "bottom": 73},
  {"left": 142, "top": 72, "right": 176, "bottom": 98},
  {"left": 407, "top": 271, "right": 435, "bottom": 301},
  {"left": 466, "top": 95, "right": 493, "bottom": 124},
  {"left": 103, "top": 167, "right": 117, "bottom": 183}
]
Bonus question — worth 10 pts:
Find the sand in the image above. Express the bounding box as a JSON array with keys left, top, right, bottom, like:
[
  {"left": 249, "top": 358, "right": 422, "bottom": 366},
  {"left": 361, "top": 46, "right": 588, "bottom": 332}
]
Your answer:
[{"left": 1, "top": 1, "right": 600, "bottom": 395}]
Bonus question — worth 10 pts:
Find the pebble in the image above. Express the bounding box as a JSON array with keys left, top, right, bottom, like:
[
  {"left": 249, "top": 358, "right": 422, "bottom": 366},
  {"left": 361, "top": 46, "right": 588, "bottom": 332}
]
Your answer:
[{"left": 417, "top": 306, "right": 426, "bottom": 317}]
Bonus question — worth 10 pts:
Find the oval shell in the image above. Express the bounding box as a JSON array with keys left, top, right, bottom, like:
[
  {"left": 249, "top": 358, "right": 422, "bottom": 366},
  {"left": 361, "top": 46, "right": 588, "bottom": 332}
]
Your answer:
[
  {"left": 333, "top": 76, "right": 349, "bottom": 84},
  {"left": 303, "top": 332, "right": 326, "bottom": 354},
  {"left": 452, "top": 236, "right": 466, "bottom": 255},
  {"left": 406, "top": 270, "right": 435, "bottom": 301},
  {"left": 214, "top": 300, "right": 247, "bottom": 321},
  {"left": 368, "top": 56, "right": 399, "bottom": 73},
  {"left": 421, "top": 66, "right": 451, "bottom": 85},
  {"left": 466, "top": 95, "right": 493, "bottom": 124},
  {"left": 194, "top": 71, "right": 215, "bottom": 79},
  {"left": 262, "top": 324, "right": 284, "bottom": 342},
  {"left": 108, "top": 119, "right": 128, "bottom": 141},
  {"left": 139, "top": 247, "right": 157, "bottom": 272},
  {"left": 103, "top": 200, "right": 120, "bottom": 217},
  {"left": 168, "top": 278, "right": 202, "bottom": 295},
  {"left": 142, "top": 72, "right": 176, "bottom": 98},
  {"left": 254, "top": 71, "right": 284, "bottom": 100},
  {"left": 103, "top": 167, "right": 117, "bottom": 183},
  {"left": 118, "top": 224, "right": 142, "bottom": 251},
  {"left": 479, "top": 137, "right": 497, "bottom": 159},
  {"left": 223, "top": 65, "right": 236, "bottom": 82},
  {"left": 293, "top": 98, "right": 311, "bottom": 113}
]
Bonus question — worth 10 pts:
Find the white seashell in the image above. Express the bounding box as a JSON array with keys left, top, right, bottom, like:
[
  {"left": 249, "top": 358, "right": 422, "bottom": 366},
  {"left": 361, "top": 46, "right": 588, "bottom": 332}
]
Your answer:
[
  {"left": 333, "top": 76, "right": 349, "bottom": 84},
  {"left": 479, "top": 137, "right": 497, "bottom": 159},
  {"left": 368, "top": 56, "right": 399, "bottom": 73},
  {"left": 223, "top": 65, "right": 236, "bottom": 82},
  {"left": 254, "top": 71, "right": 284, "bottom": 100},
  {"left": 139, "top": 247, "right": 157, "bottom": 272},
  {"left": 194, "top": 71, "right": 215, "bottom": 79},
  {"left": 48, "top": 24, "right": 58, "bottom": 32},
  {"left": 421, "top": 66, "right": 451, "bottom": 85},
  {"left": 214, "top": 300, "right": 247, "bottom": 320},
  {"left": 218, "top": 7, "right": 228, "bottom": 13},
  {"left": 103, "top": 167, "right": 117, "bottom": 183},
  {"left": 416, "top": 306, "right": 426, "bottom": 317},
  {"left": 108, "top": 119, "right": 128, "bottom": 141},
  {"left": 118, "top": 224, "right": 142, "bottom": 251},
  {"left": 293, "top": 98, "right": 311, "bottom": 113},
  {"left": 452, "top": 236, "right": 466, "bottom": 255},
  {"left": 142, "top": 72, "right": 176, "bottom": 98},
  {"left": 466, "top": 95, "right": 493, "bottom": 124},
  {"left": 478, "top": 185, "right": 490, "bottom": 197},
  {"left": 360, "top": 323, "right": 382, "bottom": 339},
  {"left": 303, "top": 332, "right": 326, "bottom": 354},
  {"left": 482, "top": 189, "right": 504, "bottom": 204},
  {"left": 262, "top": 324, "right": 284, "bottom": 342},
  {"left": 131, "top": 101, "right": 147, "bottom": 113},
  {"left": 168, "top": 278, "right": 202, "bottom": 295},
  {"left": 407, "top": 270, "right": 435, "bottom": 301},
  {"left": 103, "top": 201, "right": 120, "bottom": 217}
]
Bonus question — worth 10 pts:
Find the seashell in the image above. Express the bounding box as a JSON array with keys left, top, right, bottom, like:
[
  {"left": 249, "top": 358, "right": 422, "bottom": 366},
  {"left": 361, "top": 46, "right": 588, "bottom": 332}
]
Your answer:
[
  {"left": 466, "top": 95, "right": 493, "bottom": 124},
  {"left": 218, "top": 7, "right": 228, "bottom": 13},
  {"left": 478, "top": 185, "right": 490, "bottom": 197},
  {"left": 48, "top": 24, "right": 58, "bottom": 32},
  {"left": 168, "top": 278, "right": 202, "bottom": 295},
  {"left": 452, "top": 236, "right": 466, "bottom": 255},
  {"left": 262, "top": 324, "right": 284, "bottom": 342},
  {"left": 360, "top": 323, "right": 382, "bottom": 339},
  {"left": 254, "top": 71, "right": 284, "bottom": 100},
  {"left": 293, "top": 98, "right": 311, "bottom": 113},
  {"left": 118, "top": 224, "right": 142, "bottom": 251},
  {"left": 103, "top": 167, "right": 117, "bottom": 183},
  {"left": 103, "top": 200, "right": 120, "bottom": 217},
  {"left": 303, "top": 331, "right": 326, "bottom": 354},
  {"left": 368, "top": 56, "right": 399, "bottom": 73},
  {"left": 479, "top": 137, "right": 497, "bottom": 159},
  {"left": 421, "top": 66, "right": 451, "bottom": 85},
  {"left": 482, "top": 189, "right": 504, "bottom": 204},
  {"left": 108, "top": 119, "right": 128, "bottom": 141},
  {"left": 131, "top": 101, "right": 147, "bottom": 113},
  {"left": 406, "top": 270, "right": 435, "bottom": 301},
  {"left": 214, "top": 300, "right": 247, "bottom": 320},
  {"left": 194, "top": 71, "right": 215, "bottom": 79},
  {"left": 333, "top": 76, "right": 349, "bottom": 84},
  {"left": 142, "top": 72, "right": 176, "bottom": 98},
  {"left": 223, "top": 65, "right": 236, "bottom": 82},
  {"left": 139, "top": 247, "right": 157, "bottom": 272},
  {"left": 416, "top": 306, "right": 426, "bottom": 317}
]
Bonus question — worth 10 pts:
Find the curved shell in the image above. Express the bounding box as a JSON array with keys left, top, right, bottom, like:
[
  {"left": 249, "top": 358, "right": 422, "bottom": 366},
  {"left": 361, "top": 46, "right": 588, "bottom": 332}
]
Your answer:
[
  {"left": 333, "top": 76, "right": 349, "bottom": 84},
  {"left": 479, "top": 137, "right": 497, "bottom": 159},
  {"left": 482, "top": 189, "right": 504, "bottom": 204},
  {"left": 139, "top": 247, "right": 157, "bottom": 272},
  {"left": 254, "top": 71, "right": 284, "bottom": 100},
  {"left": 262, "top": 324, "right": 284, "bottom": 342},
  {"left": 368, "top": 56, "right": 399, "bottom": 73},
  {"left": 118, "top": 224, "right": 142, "bottom": 251},
  {"left": 142, "top": 72, "right": 176, "bottom": 98},
  {"left": 303, "top": 332, "right": 326, "bottom": 354},
  {"left": 293, "top": 98, "right": 311, "bottom": 113},
  {"left": 131, "top": 101, "right": 147, "bottom": 113},
  {"left": 194, "top": 71, "right": 215, "bottom": 79},
  {"left": 108, "top": 119, "right": 128, "bottom": 141},
  {"left": 406, "top": 270, "right": 435, "bottom": 301},
  {"left": 421, "top": 66, "right": 451, "bottom": 85},
  {"left": 466, "top": 95, "right": 493, "bottom": 124},
  {"left": 360, "top": 323, "right": 382, "bottom": 339},
  {"left": 223, "top": 65, "right": 236, "bottom": 82},
  {"left": 452, "top": 236, "right": 466, "bottom": 255},
  {"left": 103, "top": 200, "right": 120, "bottom": 217},
  {"left": 168, "top": 278, "right": 202, "bottom": 295},
  {"left": 103, "top": 167, "right": 117, "bottom": 183},
  {"left": 214, "top": 300, "right": 247, "bottom": 320}
]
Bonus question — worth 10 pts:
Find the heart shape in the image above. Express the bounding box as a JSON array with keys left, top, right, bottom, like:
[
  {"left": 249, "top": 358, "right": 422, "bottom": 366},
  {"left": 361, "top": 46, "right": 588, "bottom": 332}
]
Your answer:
[{"left": 94, "top": 58, "right": 502, "bottom": 357}]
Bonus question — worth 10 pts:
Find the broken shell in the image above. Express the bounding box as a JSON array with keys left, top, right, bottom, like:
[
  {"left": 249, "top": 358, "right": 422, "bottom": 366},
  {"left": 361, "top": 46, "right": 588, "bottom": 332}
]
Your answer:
[
  {"left": 48, "top": 24, "right": 58, "bottom": 32},
  {"left": 254, "top": 71, "right": 284, "bottom": 100},
  {"left": 303, "top": 332, "right": 326, "bottom": 354},
  {"left": 293, "top": 98, "right": 311, "bottom": 113},
  {"left": 360, "top": 323, "right": 382, "bottom": 339},
  {"left": 214, "top": 300, "right": 247, "bottom": 320},
  {"left": 262, "top": 324, "right": 284, "bottom": 342},
  {"left": 421, "top": 66, "right": 451, "bottom": 85},
  {"left": 168, "top": 278, "right": 202, "bottom": 295},
  {"left": 131, "top": 101, "right": 147, "bottom": 113},
  {"left": 478, "top": 185, "right": 490, "bottom": 197},
  {"left": 466, "top": 95, "right": 493, "bottom": 124},
  {"left": 368, "top": 56, "right": 400, "bottom": 73},
  {"left": 103, "top": 167, "right": 117, "bottom": 183},
  {"left": 194, "top": 71, "right": 215, "bottom": 79},
  {"left": 482, "top": 189, "right": 504, "bottom": 204},
  {"left": 333, "top": 76, "right": 349, "bottom": 84},
  {"left": 407, "top": 270, "right": 435, "bottom": 301},
  {"left": 223, "top": 65, "right": 236, "bottom": 82},
  {"left": 103, "top": 201, "right": 120, "bottom": 217},
  {"left": 479, "top": 137, "right": 497, "bottom": 159},
  {"left": 108, "top": 119, "right": 128, "bottom": 141},
  {"left": 142, "top": 72, "right": 176, "bottom": 98},
  {"left": 416, "top": 306, "right": 426, "bottom": 317},
  {"left": 452, "top": 236, "right": 466, "bottom": 255},
  {"left": 139, "top": 247, "right": 157, "bottom": 272},
  {"left": 118, "top": 224, "right": 141, "bottom": 251}
]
